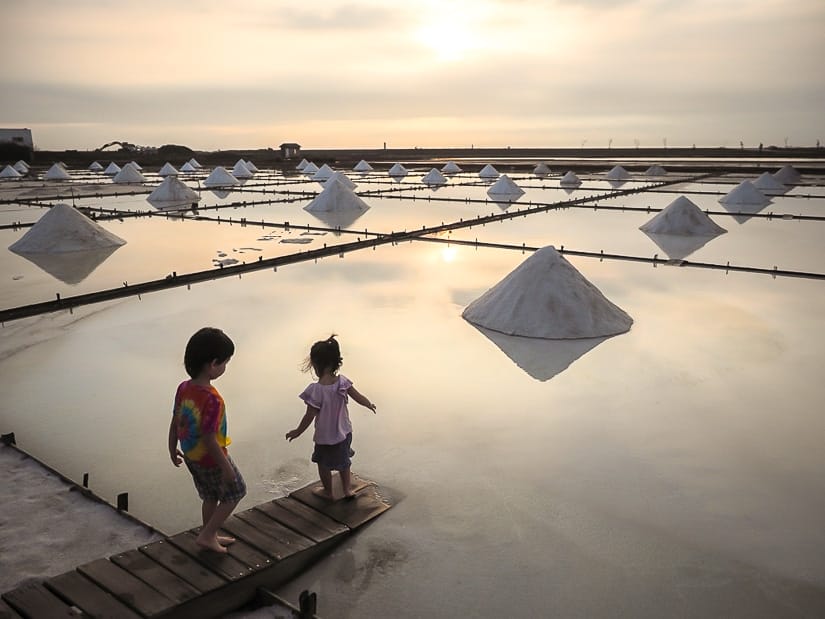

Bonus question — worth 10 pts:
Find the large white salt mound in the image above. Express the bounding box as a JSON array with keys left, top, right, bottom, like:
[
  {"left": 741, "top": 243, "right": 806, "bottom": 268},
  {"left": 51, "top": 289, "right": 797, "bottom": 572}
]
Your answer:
[
  {"left": 645, "top": 165, "right": 666, "bottom": 176},
  {"left": 244, "top": 160, "right": 259, "bottom": 173},
  {"left": 462, "top": 245, "right": 633, "bottom": 339},
  {"left": 606, "top": 165, "right": 631, "bottom": 180},
  {"left": 296, "top": 158, "right": 309, "bottom": 171},
  {"left": 534, "top": 163, "right": 551, "bottom": 176},
  {"left": 180, "top": 161, "right": 196, "bottom": 173},
  {"left": 773, "top": 165, "right": 800, "bottom": 185},
  {"left": 1, "top": 165, "right": 22, "bottom": 179},
  {"left": 302, "top": 162, "right": 319, "bottom": 175},
  {"left": 13, "top": 161, "right": 30, "bottom": 174},
  {"left": 719, "top": 180, "right": 769, "bottom": 206},
  {"left": 753, "top": 172, "right": 786, "bottom": 194},
  {"left": 44, "top": 163, "right": 71, "bottom": 181},
  {"left": 103, "top": 162, "right": 121, "bottom": 175},
  {"left": 324, "top": 171, "right": 356, "bottom": 190},
  {"left": 559, "top": 171, "right": 581, "bottom": 186},
  {"left": 88, "top": 161, "right": 104, "bottom": 172},
  {"left": 479, "top": 164, "right": 499, "bottom": 179},
  {"left": 388, "top": 163, "right": 407, "bottom": 177},
  {"left": 158, "top": 162, "right": 179, "bottom": 177},
  {"left": 188, "top": 158, "right": 202, "bottom": 169},
  {"left": 9, "top": 204, "right": 126, "bottom": 253},
  {"left": 640, "top": 196, "right": 726, "bottom": 236},
  {"left": 312, "top": 164, "right": 335, "bottom": 181},
  {"left": 112, "top": 165, "right": 146, "bottom": 184},
  {"left": 129, "top": 161, "right": 142, "bottom": 170},
  {"left": 232, "top": 159, "right": 253, "bottom": 179},
  {"left": 147, "top": 176, "right": 200, "bottom": 206},
  {"left": 353, "top": 160, "right": 373, "bottom": 172},
  {"left": 442, "top": 161, "right": 462, "bottom": 174},
  {"left": 203, "top": 166, "right": 239, "bottom": 188},
  {"left": 487, "top": 174, "right": 524, "bottom": 197},
  {"left": 422, "top": 168, "right": 447, "bottom": 185},
  {"left": 305, "top": 177, "right": 370, "bottom": 213}
]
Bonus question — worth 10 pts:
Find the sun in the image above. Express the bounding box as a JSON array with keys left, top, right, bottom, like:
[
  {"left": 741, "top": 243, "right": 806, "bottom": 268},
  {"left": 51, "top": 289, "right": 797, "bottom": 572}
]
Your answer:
[{"left": 415, "top": 18, "right": 477, "bottom": 62}]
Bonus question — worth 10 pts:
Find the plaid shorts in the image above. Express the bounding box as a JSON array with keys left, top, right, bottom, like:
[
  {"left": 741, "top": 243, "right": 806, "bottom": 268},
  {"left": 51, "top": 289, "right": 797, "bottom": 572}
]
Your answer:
[{"left": 184, "top": 455, "right": 247, "bottom": 503}]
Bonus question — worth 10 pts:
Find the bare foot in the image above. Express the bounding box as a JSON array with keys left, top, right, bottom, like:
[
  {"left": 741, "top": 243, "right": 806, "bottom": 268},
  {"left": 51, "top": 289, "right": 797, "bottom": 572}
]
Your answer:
[
  {"left": 217, "top": 535, "right": 236, "bottom": 546},
  {"left": 195, "top": 535, "right": 228, "bottom": 553},
  {"left": 312, "top": 487, "right": 334, "bottom": 501}
]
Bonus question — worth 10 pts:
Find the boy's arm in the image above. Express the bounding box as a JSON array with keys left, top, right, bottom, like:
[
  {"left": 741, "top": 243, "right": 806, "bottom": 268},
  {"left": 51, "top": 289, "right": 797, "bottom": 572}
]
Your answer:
[
  {"left": 203, "top": 433, "right": 235, "bottom": 483},
  {"left": 348, "top": 386, "right": 377, "bottom": 413},
  {"left": 168, "top": 414, "right": 183, "bottom": 466},
  {"left": 286, "top": 405, "right": 318, "bottom": 441}
]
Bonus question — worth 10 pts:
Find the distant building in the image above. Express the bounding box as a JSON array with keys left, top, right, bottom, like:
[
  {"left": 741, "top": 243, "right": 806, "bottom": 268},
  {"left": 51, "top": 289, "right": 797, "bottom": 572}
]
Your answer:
[
  {"left": 0, "top": 128, "right": 33, "bottom": 150},
  {"left": 279, "top": 142, "right": 301, "bottom": 159}
]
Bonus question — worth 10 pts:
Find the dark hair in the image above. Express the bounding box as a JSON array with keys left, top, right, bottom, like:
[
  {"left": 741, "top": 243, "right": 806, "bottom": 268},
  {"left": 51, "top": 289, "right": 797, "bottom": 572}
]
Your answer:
[
  {"left": 302, "top": 334, "right": 342, "bottom": 377},
  {"left": 184, "top": 327, "right": 234, "bottom": 378}
]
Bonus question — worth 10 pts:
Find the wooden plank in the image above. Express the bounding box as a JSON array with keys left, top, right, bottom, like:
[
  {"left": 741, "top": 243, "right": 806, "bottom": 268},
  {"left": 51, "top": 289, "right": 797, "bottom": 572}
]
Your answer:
[
  {"left": 139, "top": 539, "right": 226, "bottom": 592},
  {"left": 216, "top": 528, "right": 274, "bottom": 572},
  {"left": 0, "top": 598, "right": 23, "bottom": 619},
  {"left": 259, "top": 497, "right": 348, "bottom": 542},
  {"left": 235, "top": 508, "right": 314, "bottom": 554},
  {"left": 1, "top": 581, "right": 81, "bottom": 618},
  {"left": 110, "top": 549, "right": 200, "bottom": 604},
  {"left": 76, "top": 558, "right": 175, "bottom": 617},
  {"left": 290, "top": 480, "right": 392, "bottom": 529},
  {"left": 220, "top": 516, "right": 295, "bottom": 561},
  {"left": 46, "top": 570, "right": 143, "bottom": 619},
  {"left": 167, "top": 532, "right": 251, "bottom": 581}
]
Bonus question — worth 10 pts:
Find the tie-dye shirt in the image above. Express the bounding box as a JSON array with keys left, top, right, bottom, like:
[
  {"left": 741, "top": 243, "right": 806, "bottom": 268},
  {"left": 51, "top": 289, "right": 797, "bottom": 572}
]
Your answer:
[{"left": 173, "top": 380, "right": 231, "bottom": 467}]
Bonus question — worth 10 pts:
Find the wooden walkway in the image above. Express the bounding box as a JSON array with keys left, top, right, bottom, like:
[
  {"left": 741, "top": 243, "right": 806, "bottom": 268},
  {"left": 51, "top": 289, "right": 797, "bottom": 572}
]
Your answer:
[{"left": 1, "top": 475, "right": 392, "bottom": 619}]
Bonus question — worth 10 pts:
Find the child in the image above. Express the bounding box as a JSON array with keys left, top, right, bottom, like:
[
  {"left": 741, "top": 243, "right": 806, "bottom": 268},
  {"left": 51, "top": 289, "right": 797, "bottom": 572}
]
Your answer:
[
  {"left": 286, "top": 335, "right": 376, "bottom": 500},
  {"left": 168, "top": 327, "right": 246, "bottom": 553}
]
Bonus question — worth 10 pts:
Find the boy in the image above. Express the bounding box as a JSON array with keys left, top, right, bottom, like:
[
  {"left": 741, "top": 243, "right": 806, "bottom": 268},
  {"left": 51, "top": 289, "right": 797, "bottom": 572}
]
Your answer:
[{"left": 168, "top": 327, "right": 246, "bottom": 553}]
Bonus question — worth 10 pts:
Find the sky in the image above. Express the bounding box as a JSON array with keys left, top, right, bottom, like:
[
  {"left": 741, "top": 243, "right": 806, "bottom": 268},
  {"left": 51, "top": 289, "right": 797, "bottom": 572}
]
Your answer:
[{"left": 1, "top": 0, "right": 823, "bottom": 151}]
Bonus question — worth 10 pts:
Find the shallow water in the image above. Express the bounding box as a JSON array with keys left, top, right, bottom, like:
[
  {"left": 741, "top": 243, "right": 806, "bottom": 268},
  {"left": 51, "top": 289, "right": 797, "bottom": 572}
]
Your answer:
[{"left": 1, "top": 163, "right": 824, "bottom": 617}]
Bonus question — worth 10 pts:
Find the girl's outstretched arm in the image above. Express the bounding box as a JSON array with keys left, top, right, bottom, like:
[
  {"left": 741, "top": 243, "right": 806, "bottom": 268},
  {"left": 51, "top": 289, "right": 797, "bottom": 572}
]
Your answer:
[
  {"left": 348, "top": 385, "right": 377, "bottom": 413},
  {"left": 286, "top": 405, "right": 318, "bottom": 441}
]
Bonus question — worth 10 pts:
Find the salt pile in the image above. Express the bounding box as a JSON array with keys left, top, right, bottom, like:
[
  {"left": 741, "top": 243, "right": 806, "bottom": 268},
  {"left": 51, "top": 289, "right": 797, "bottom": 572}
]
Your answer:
[
  {"left": 88, "top": 161, "right": 104, "bottom": 172},
  {"left": 103, "top": 162, "right": 121, "bottom": 175},
  {"left": 640, "top": 196, "right": 726, "bottom": 236},
  {"left": 534, "top": 163, "right": 551, "bottom": 177},
  {"left": 719, "top": 180, "right": 769, "bottom": 206},
  {"left": 203, "top": 166, "right": 240, "bottom": 188},
  {"left": 112, "top": 165, "right": 146, "bottom": 184},
  {"left": 422, "top": 168, "right": 447, "bottom": 185},
  {"left": 462, "top": 245, "right": 633, "bottom": 339},
  {"left": 232, "top": 159, "right": 253, "bottom": 179},
  {"left": 324, "top": 171, "right": 356, "bottom": 189},
  {"left": 305, "top": 176, "right": 370, "bottom": 213},
  {"left": 487, "top": 174, "right": 525, "bottom": 198},
  {"left": 14, "top": 160, "right": 30, "bottom": 174},
  {"left": 44, "top": 163, "right": 71, "bottom": 181},
  {"left": 302, "top": 162, "right": 319, "bottom": 175},
  {"left": 1, "top": 165, "right": 22, "bottom": 179},
  {"left": 442, "top": 161, "right": 462, "bottom": 174},
  {"left": 606, "top": 165, "right": 631, "bottom": 181},
  {"left": 388, "top": 163, "right": 408, "bottom": 177},
  {"left": 147, "top": 176, "right": 201, "bottom": 208},
  {"left": 773, "top": 165, "right": 801, "bottom": 185},
  {"left": 296, "top": 158, "right": 310, "bottom": 171},
  {"left": 129, "top": 161, "right": 143, "bottom": 170},
  {"left": 180, "top": 161, "right": 196, "bottom": 173},
  {"left": 158, "top": 162, "right": 179, "bottom": 177},
  {"left": 353, "top": 160, "right": 373, "bottom": 172},
  {"left": 244, "top": 160, "right": 259, "bottom": 173},
  {"left": 478, "top": 164, "right": 499, "bottom": 180},
  {"left": 753, "top": 172, "right": 787, "bottom": 194},
  {"left": 10, "top": 203, "right": 126, "bottom": 254},
  {"left": 188, "top": 158, "right": 203, "bottom": 169},
  {"left": 645, "top": 165, "right": 667, "bottom": 176},
  {"left": 559, "top": 171, "right": 581, "bottom": 186},
  {"left": 312, "top": 164, "right": 335, "bottom": 181}
]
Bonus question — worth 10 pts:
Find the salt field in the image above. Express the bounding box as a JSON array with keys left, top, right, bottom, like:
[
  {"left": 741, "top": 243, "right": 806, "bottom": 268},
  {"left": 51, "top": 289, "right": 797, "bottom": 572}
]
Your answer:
[{"left": 1, "top": 157, "right": 825, "bottom": 617}]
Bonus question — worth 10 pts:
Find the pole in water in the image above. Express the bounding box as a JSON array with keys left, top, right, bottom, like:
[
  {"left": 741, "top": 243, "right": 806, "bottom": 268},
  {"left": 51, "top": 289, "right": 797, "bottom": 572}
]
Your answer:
[{"left": 117, "top": 492, "right": 129, "bottom": 511}]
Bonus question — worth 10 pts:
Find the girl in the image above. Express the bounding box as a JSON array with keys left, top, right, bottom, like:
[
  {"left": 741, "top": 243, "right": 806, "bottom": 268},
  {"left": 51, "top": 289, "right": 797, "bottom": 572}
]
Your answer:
[{"left": 286, "top": 335, "right": 376, "bottom": 500}]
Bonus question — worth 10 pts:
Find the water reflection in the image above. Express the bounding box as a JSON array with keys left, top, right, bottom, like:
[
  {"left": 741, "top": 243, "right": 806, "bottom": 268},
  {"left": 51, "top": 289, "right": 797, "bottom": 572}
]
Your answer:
[
  {"left": 641, "top": 231, "right": 721, "bottom": 260},
  {"left": 718, "top": 200, "right": 771, "bottom": 224},
  {"left": 469, "top": 323, "right": 609, "bottom": 381},
  {"left": 13, "top": 246, "right": 122, "bottom": 284},
  {"left": 305, "top": 208, "right": 368, "bottom": 231}
]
